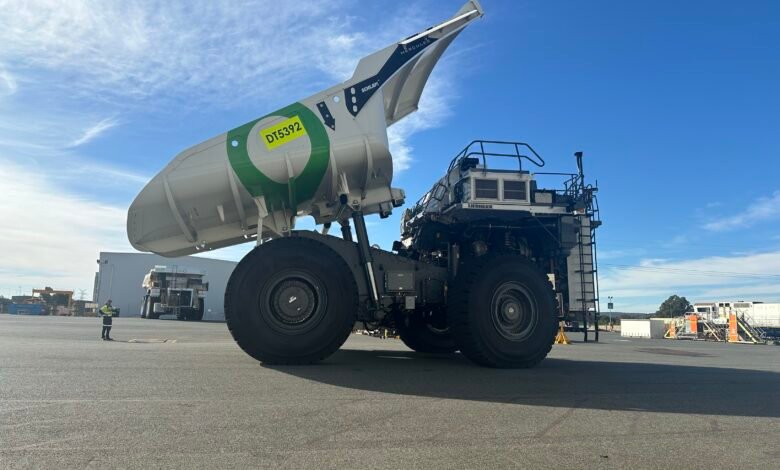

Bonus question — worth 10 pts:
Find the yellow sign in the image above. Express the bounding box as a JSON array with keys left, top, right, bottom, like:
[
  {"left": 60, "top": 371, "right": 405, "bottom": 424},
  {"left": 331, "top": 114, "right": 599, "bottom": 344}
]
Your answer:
[{"left": 260, "top": 115, "right": 307, "bottom": 150}]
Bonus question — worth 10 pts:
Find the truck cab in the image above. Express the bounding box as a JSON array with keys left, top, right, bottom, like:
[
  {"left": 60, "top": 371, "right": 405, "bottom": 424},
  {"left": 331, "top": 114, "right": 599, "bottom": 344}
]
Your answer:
[
  {"left": 400, "top": 140, "right": 601, "bottom": 337},
  {"left": 141, "top": 266, "right": 209, "bottom": 321}
]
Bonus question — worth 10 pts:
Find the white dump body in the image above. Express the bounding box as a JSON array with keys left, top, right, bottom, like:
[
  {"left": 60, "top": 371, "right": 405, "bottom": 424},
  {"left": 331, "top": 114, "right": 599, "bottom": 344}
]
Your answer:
[
  {"left": 127, "top": 2, "right": 484, "bottom": 257},
  {"left": 142, "top": 266, "right": 207, "bottom": 291},
  {"left": 148, "top": 265, "right": 205, "bottom": 276}
]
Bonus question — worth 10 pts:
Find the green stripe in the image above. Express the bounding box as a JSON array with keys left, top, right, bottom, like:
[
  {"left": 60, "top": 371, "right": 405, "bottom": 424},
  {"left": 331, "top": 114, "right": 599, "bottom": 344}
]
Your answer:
[{"left": 226, "top": 102, "right": 329, "bottom": 212}]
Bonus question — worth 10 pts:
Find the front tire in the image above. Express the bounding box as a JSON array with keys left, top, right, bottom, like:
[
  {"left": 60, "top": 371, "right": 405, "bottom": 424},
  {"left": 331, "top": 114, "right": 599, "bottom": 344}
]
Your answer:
[
  {"left": 225, "top": 236, "right": 359, "bottom": 365},
  {"left": 191, "top": 299, "right": 205, "bottom": 321},
  {"left": 146, "top": 298, "right": 160, "bottom": 320},
  {"left": 449, "top": 255, "right": 557, "bottom": 368}
]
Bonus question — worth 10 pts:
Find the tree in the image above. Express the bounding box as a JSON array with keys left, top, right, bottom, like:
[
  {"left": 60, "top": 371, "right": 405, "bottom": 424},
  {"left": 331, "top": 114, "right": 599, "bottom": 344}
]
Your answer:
[{"left": 656, "top": 295, "right": 692, "bottom": 318}]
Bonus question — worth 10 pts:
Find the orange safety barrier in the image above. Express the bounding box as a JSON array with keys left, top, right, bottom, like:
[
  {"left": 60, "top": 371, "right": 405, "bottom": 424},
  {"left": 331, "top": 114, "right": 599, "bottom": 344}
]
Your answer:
[
  {"left": 687, "top": 314, "right": 698, "bottom": 336},
  {"left": 728, "top": 313, "right": 739, "bottom": 342}
]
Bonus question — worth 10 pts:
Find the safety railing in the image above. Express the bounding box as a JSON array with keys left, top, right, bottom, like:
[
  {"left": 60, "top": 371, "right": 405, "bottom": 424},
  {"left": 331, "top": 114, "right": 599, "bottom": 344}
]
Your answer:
[{"left": 447, "top": 140, "right": 545, "bottom": 172}]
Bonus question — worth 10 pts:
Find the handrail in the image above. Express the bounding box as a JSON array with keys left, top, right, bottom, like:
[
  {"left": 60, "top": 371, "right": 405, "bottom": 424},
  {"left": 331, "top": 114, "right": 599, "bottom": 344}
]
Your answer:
[
  {"left": 448, "top": 140, "right": 546, "bottom": 171},
  {"left": 408, "top": 140, "right": 598, "bottom": 222}
]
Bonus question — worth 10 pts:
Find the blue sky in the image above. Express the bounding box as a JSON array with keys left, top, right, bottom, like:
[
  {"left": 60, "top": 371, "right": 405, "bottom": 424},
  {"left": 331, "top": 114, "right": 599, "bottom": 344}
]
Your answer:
[{"left": 1, "top": 0, "right": 779, "bottom": 312}]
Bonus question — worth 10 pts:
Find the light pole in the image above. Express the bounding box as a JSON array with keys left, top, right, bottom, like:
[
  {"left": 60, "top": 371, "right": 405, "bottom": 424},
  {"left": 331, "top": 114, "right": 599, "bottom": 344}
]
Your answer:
[{"left": 607, "top": 296, "right": 614, "bottom": 331}]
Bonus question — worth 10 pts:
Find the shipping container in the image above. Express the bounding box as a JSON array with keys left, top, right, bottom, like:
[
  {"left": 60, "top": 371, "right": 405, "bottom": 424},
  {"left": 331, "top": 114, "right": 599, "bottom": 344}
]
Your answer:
[
  {"left": 620, "top": 319, "right": 666, "bottom": 339},
  {"left": 751, "top": 303, "right": 780, "bottom": 328},
  {"left": 8, "top": 303, "right": 46, "bottom": 315}
]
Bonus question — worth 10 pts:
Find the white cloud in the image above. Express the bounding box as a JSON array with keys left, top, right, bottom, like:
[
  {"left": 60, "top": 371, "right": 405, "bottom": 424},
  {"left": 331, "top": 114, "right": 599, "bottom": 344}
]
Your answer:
[
  {"left": 387, "top": 76, "right": 453, "bottom": 172},
  {"left": 0, "top": 0, "right": 475, "bottom": 294},
  {"left": 600, "top": 251, "right": 780, "bottom": 312},
  {"left": 0, "top": 105, "right": 93, "bottom": 154},
  {"left": 1, "top": 0, "right": 319, "bottom": 102},
  {"left": 598, "top": 247, "right": 647, "bottom": 261},
  {"left": 68, "top": 117, "right": 118, "bottom": 147},
  {"left": 0, "top": 159, "right": 132, "bottom": 296},
  {"left": 0, "top": 0, "right": 442, "bottom": 107},
  {"left": 695, "top": 282, "right": 780, "bottom": 300},
  {"left": 0, "top": 0, "right": 467, "bottom": 171},
  {"left": 704, "top": 190, "right": 780, "bottom": 231},
  {"left": 0, "top": 66, "right": 16, "bottom": 96},
  {"left": 0, "top": 104, "right": 147, "bottom": 190}
]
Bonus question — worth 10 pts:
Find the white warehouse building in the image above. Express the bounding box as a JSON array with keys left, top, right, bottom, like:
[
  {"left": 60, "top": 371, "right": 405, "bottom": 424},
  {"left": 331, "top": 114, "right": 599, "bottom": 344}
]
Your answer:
[{"left": 93, "top": 252, "right": 237, "bottom": 321}]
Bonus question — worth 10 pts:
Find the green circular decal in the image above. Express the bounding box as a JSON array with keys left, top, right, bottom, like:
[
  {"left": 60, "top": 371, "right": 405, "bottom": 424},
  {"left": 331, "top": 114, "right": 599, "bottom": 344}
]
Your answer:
[{"left": 226, "top": 102, "right": 329, "bottom": 211}]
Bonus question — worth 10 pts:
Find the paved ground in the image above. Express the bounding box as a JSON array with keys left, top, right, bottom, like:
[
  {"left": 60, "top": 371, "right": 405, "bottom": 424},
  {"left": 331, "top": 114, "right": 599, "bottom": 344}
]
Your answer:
[{"left": 1, "top": 314, "right": 779, "bottom": 469}]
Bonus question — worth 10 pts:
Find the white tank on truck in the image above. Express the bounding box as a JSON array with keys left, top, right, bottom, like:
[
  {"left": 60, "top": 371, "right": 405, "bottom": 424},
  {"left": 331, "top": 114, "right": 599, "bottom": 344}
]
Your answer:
[
  {"left": 141, "top": 266, "right": 208, "bottom": 321},
  {"left": 128, "top": 1, "right": 603, "bottom": 368}
]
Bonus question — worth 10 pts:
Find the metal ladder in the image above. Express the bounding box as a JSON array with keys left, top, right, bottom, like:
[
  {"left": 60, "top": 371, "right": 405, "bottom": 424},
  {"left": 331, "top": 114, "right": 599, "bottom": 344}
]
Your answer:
[
  {"left": 576, "top": 196, "right": 601, "bottom": 342},
  {"left": 737, "top": 314, "right": 766, "bottom": 344},
  {"left": 701, "top": 318, "right": 725, "bottom": 341}
]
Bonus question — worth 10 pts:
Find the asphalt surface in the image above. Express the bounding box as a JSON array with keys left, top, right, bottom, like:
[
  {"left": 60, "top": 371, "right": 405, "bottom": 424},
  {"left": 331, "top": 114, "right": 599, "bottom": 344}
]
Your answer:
[{"left": 1, "top": 314, "right": 779, "bottom": 469}]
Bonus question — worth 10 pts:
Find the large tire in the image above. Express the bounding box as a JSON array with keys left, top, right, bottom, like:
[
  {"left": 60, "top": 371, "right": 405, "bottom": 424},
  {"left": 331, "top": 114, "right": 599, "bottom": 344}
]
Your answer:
[
  {"left": 191, "top": 299, "right": 205, "bottom": 321},
  {"left": 146, "top": 298, "right": 160, "bottom": 319},
  {"left": 448, "top": 254, "right": 557, "bottom": 368},
  {"left": 140, "top": 296, "right": 148, "bottom": 319},
  {"left": 225, "top": 236, "right": 358, "bottom": 365},
  {"left": 395, "top": 308, "right": 457, "bottom": 354}
]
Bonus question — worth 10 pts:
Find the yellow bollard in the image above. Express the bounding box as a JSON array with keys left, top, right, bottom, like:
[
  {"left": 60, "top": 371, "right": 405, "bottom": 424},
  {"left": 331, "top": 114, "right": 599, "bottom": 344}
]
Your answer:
[
  {"left": 665, "top": 320, "right": 676, "bottom": 339},
  {"left": 554, "top": 322, "right": 570, "bottom": 345}
]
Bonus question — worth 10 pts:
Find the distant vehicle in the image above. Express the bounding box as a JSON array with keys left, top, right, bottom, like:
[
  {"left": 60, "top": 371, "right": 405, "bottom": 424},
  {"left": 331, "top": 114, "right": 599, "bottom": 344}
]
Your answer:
[
  {"left": 31, "top": 287, "right": 73, "bottom": 315},
  {"left": 140, "top": 266, "right": 208, "bottom": 321}
]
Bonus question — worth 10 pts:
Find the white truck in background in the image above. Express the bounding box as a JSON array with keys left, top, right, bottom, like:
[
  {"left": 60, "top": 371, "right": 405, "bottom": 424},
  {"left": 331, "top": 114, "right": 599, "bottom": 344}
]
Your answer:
[{"left": 141, "top": 266, "right": 208, "bottom": 321}]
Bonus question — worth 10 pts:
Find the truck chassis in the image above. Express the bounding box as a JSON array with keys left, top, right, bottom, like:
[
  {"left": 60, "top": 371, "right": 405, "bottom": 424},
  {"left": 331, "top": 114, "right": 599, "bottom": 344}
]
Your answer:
[{"left": 225, "top": 141, "right": 600, "bottom": 368}]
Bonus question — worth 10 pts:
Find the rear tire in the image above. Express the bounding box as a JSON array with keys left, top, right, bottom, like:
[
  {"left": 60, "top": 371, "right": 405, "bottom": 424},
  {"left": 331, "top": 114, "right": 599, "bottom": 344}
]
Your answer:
[
  {"left": 395, "top": 308, "right": 457, "bottom": 354},
  {"left": 448, "top": 254, "right": 557, "bottom": 368},
  {"left": 225, "top": 236, "right": 359, "bottom": 365}
]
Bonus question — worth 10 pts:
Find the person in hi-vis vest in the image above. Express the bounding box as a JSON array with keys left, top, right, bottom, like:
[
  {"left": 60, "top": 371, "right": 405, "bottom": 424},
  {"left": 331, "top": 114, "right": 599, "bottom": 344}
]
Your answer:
[{"left": 100, "top": 300, "right": 116, "bottom": 341}]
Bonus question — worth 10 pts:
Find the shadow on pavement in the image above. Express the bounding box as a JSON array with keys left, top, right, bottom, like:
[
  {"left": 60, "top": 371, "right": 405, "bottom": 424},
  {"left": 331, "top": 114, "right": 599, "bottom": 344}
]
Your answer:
[{"left": 269, "top": 349, "right": 780, "bottom": 418}]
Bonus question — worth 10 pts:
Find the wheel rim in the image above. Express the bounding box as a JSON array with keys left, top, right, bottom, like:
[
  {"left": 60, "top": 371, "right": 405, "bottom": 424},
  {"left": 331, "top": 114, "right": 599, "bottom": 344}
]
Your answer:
[
  {"left": 490, "top": 281, "right": 538, "bottom": 341},
  {"left": 260, "top": 270, "right": 327, "bottom": 334}
]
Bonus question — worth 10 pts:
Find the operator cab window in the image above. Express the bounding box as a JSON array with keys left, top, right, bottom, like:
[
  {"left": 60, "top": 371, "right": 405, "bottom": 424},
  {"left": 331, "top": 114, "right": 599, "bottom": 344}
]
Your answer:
[
  {"left": 503, "top": 180, "right": 527, "bottom": 201},
  {"left": 474, "top": 179, "right": 498, "bottom": 199}
]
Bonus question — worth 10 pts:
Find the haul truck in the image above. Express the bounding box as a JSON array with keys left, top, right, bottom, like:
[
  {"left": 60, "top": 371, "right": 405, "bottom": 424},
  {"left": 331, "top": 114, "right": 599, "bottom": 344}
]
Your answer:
[
  {"left": 140, "top": 266, "right": 208, "bottom": 321},
  {"left": 127, "top": 1, "right": 602, "bottom": 368}
]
